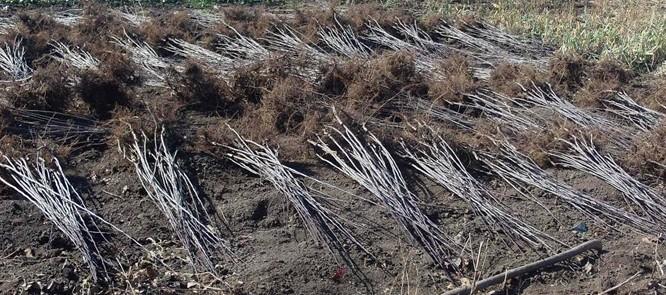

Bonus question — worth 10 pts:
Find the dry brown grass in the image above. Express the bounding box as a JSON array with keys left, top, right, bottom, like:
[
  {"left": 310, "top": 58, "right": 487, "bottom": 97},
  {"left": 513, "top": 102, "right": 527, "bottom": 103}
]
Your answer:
[
  {"left": 573, "top": 59, "right": 634, "bottom": 107},
  {"left": 318, "top": 59, "right": 365, "bottom": 97},
  {"left": 343, "top": 3, "right": 414, "bottom": 33},
  {"left": 290, "top": 7, "right": 337, "bottom": 43},
  {"left": 140, "top": 11, "right": 200, "bottom": 54},
  {"left": 427, "top": 54, "right": 479, "bottom": 103},
  {"left": 488, "top": 63, "right": 546, "bottom": 97},
  {"left": 260, "top": 76, "right": 313, "bottom": 134},
  {"left": 167, "top": 62, "right": 239, "bottom": 115},
  {"left": 345, "top": 51, "right": 426, "bottom": 105},
  {"left": 6, "top": 63, "right": 72, "bottom": 112},
  {"left": 1, "top": 12, "right": 68, "bottom": 68},
  {"left": 512, "top": 119, "right": 576, "bottom": 167},
  {"left": 624, "top": 122, "right": 666, "bottom": 179},
  {"left": 218, "top": 6, "right": 278, "bottom": 39},
  {"left": 634, "top": 76, "right": 666, "bottom": 112},
  {"left": 73, "top": 3, "right": 129, "bottom": 48},
  {"left": 547, "top": 53, "right": 589, "bottom": 95}
]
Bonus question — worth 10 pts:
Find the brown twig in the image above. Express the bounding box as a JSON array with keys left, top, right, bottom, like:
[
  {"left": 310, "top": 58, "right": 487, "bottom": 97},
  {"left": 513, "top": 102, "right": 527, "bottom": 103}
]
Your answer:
[{"left": 443, "top": 240, "right": 602, "bottom": 295}]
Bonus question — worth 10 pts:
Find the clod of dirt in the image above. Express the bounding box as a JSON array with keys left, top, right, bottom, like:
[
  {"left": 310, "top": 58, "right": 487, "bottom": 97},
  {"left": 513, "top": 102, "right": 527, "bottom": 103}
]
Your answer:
[
  {"left": 549, "top": 53, "right": 589, "bottom": 94},
  {"left": 109, "top": 108, "right": 149, "bottom": 147},
  {"left": 168, "top": 62, "right": 240, "bottom": 116},
  {"left": 230, "top": 64, "right": 268, "bottom": 104},
  {"left": 77, "top": 70, "right": 130, "bottom": 120},
  {"left": 513, "top": 119, "right": 576, "bottom": 167},
  {"left": 98, "top": 51, "right": 139, "bottom": 86},
  {"left": 574, "top": 59, "right": 634, "bottom": 107},
  {"left": 318, "top": 60, "right": 364, "bottom": 97},
  {"left": 260, "top": 76, "right": 313, "bottom": 134}
]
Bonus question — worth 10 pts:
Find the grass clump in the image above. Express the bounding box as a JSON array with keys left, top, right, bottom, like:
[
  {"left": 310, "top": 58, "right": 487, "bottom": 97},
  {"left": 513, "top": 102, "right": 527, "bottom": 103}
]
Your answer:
[{"left": 420, "top": 0, "right": 666, "bottom": 72}]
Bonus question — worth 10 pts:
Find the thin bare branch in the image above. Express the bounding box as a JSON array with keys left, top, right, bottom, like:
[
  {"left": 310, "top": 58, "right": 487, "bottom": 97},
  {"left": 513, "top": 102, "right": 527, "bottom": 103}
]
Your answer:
[
  {"left": 551, "top": 136, "right": 666, "bottom": 227},
  {"left": 402, "top": 131, "right": 561, "bottom": 250},
  {"left": 0, "top": 38, "right": 32, "bottom": 82},
  {"left": 112, "top": 31, "right": 170, "bottom": 87},
  {"left": 226, "top": 127, "right": 372, "bottom": 276},
  {"left": 0, "top": 156, "right": 107, "bottom": 281},
  {"left": 122, "top": 128, "right": 231, "bottom": 274},
  {"left": 480, "top": 140, "right": 657, "bottom": 235},
  {"left": 309, "top": 110, "right": 460, "bottom": 274}
]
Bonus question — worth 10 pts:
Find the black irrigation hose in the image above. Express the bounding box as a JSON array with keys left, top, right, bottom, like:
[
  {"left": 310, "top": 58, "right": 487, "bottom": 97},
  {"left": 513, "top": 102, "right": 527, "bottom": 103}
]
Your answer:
[{"left": 443, "top": 239, "right": 603, "bottom": 295}]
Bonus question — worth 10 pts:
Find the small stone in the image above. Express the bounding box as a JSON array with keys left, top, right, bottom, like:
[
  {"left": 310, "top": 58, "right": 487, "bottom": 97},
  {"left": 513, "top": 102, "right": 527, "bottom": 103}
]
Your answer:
[
  {"left": 186, "top": 281, "right": 199, "bottom": 289},
  {"left": 584, "top": 261, "right": 593, "bottom": 273},
  {"left": 572, "top": 222, "right": 588, "bottom": 234}
]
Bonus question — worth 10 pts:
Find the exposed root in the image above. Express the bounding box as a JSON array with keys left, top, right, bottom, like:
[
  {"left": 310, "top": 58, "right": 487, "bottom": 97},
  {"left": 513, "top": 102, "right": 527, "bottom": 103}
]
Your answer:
[
  {"left": 7, "top": 108, "right": 108, "bottom": 147},
  {"left": 437, "top": 22, "right": 548, "bottom": 70},
  {"left": 393, "top": 97, "right": 472, "bottom": 130},
  {"left": 309, "top": 110, "right": 460, "bottom": 275},
  {"left": 462, "top": 21, "right": 551, "bottom": 58},
  {"left": 0, "top": 17, "right": 16, "bottom": 35},
  {"left": 166, "top": 39, "right": 232, "bottom": 75},
  {"left": 50, "top": 41, "right": 100, "bottom": 72},
  {"left": 189, "top": 10, "right": 223, "bottom": 28},
  {"left": 364, "top": 20, "right": 446, "bottom": 79},
  {"left": 51, "top": 9, "right": 83, "bottom": 26},
  {"left": 522, "top": 84, "right": 630, "bottom": 147},
  {"left": 365, "top": 19, "right": 420, "bottom": 52},
  {"left": 264, "top": 25, "right": 328, "bottom": 61},
  {"left": 458, "top": 90, "right": 545, "bottom": 132},
  {"left": 114, "top": 9, "right": 149, "bottom": 27},
  {"left": 217, "top": 25, "right": 270, "bottom": 63}
]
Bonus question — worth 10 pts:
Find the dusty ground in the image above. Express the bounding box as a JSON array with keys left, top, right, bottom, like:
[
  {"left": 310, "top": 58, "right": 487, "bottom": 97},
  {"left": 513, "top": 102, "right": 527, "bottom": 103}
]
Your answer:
[{"left": 0, "top": 3, "right": 665, "bottom": 295}]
